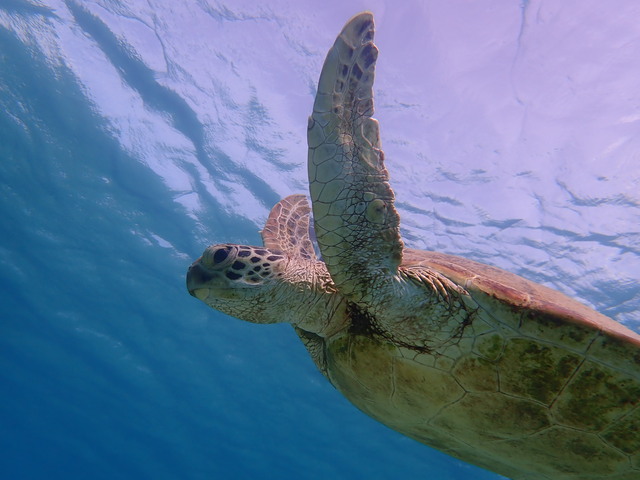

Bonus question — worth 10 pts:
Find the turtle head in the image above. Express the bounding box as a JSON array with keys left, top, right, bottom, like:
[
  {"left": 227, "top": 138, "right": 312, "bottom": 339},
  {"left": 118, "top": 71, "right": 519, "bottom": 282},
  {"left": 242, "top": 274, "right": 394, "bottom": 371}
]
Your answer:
[{"left": 186, "top": 243, "right": 288, "bottom": 323}]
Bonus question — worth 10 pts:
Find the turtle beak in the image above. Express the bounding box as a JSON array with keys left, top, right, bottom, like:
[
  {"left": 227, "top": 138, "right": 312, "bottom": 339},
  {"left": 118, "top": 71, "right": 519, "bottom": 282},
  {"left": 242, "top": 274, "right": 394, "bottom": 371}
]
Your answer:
[{"left": 186, "top": 258, "right": 212, "bottom": 297}]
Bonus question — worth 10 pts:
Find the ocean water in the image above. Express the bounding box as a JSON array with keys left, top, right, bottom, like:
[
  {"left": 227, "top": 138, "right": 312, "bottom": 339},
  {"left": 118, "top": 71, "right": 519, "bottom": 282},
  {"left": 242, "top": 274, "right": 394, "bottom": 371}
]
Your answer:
[{"left": 1, "top": 1, "right": 639, "bottom": 479}]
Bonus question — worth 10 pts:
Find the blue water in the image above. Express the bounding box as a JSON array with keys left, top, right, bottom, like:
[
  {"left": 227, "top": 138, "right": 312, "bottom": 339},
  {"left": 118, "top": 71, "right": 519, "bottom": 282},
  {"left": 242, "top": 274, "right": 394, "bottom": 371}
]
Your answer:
[{"left": 1, "top": 1, "right": 639, "bottom": 479}]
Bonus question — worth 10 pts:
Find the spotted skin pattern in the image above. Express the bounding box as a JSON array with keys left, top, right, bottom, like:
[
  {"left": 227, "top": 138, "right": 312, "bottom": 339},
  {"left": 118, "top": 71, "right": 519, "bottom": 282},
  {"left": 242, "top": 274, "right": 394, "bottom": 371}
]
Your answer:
[
  {"left": 188, "top": 12, "right": 640, "bottom": 480},
  {"left": 307, "top": 13, "right": 402, "bottom": 301},
  {"left": 207, "top": 244, "right": 284, "bottom": 284}
]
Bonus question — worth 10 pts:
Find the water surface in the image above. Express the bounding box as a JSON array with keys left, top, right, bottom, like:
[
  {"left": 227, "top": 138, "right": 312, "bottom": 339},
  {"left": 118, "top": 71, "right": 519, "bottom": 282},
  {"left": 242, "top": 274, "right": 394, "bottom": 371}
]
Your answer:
[{"left": 1, "top": 1, "right": 639, "bottom": 479}]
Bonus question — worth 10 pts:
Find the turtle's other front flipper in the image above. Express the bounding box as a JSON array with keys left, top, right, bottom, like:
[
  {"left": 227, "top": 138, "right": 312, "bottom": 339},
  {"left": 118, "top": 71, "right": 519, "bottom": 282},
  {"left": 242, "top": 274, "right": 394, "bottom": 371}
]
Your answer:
[
  {"left": 307, "top": 12, "right": 403, "bottom": 300},
  {"left": 262, "top": 194, "right": 317, "bottom": 261}
]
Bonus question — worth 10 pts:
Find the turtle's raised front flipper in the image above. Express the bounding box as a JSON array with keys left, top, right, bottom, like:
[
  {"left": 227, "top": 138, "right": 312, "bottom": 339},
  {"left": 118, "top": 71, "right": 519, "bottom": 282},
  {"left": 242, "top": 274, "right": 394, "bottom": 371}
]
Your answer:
[
  {"left": 262, "top": 194, "right": 317, "bottom": 261},
  {"left": 307, "top": 12, "right": 403, "bottom": 300}
]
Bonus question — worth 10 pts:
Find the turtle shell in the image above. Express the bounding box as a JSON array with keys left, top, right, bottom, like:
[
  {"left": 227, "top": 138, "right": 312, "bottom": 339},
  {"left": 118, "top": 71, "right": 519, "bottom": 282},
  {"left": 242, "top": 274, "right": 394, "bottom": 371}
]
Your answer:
[{"left": 324, "top": 249, "right": 640, "bottom": 480}]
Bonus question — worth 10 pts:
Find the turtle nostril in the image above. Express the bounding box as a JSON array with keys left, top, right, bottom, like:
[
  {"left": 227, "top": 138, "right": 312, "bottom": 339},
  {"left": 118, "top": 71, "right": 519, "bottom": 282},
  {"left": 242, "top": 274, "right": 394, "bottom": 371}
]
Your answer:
[{"left": 186, "top": 262, "right": 214, "bottom": 295}]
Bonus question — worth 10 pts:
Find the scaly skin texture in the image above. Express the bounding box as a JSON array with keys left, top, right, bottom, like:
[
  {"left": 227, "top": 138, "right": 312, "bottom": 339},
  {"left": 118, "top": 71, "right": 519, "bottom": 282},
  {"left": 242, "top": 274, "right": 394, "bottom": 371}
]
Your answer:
[
  {"left": 187, "top": 241, "right": 345, "bottom": 335},
  {"left": 307, "top": 12, "right": 402, "bottom": 303},
  {"left": 187, "top": 12, "right": 640, "bottom": 480},
  {"left": 188, "top": 194, "right": 640, "bottom": 480}
]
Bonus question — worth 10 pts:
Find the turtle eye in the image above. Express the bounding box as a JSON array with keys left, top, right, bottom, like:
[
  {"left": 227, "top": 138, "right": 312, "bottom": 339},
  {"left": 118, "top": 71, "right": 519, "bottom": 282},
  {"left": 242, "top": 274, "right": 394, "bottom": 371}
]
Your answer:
[{"left": 213, "top": 246, "right": 231, "bottom": 264}]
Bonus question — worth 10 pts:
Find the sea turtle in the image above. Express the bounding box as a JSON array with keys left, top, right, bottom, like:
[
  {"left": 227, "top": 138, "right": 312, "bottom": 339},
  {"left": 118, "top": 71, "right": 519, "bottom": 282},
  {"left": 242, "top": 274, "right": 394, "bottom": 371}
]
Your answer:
[{"left": 187, "top": 12, "right": 640, "bottom": 479}]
